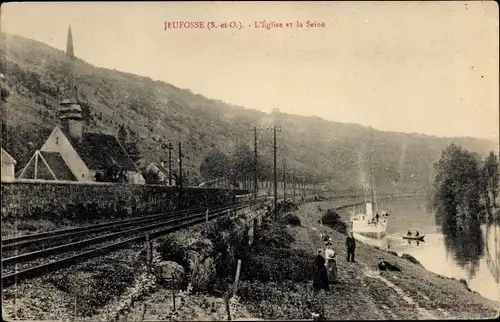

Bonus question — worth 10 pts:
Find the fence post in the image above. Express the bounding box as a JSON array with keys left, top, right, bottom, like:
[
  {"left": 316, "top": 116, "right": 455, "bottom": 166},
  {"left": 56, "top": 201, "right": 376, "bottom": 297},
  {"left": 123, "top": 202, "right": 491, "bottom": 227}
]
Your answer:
[
  {"left": 224, "top": 258, "right": 242, "bottom": 321},
  {"left": 206, "top": 209, "right": 209, "bottom": 235},
  {"left": 232, "top": 259, "right": 242, "bottom": 297},
  {"left": 146, "top": 233, "right": 152, "bottom": 273},
  {"left": 172, "top": 275, "right": 176, "bottom": 311},
  {"left": 74, "top": 294, "right": 78, "bottom": 321},
  {"left": 225, "top": 294, "right": 232, "bottom": 321}
]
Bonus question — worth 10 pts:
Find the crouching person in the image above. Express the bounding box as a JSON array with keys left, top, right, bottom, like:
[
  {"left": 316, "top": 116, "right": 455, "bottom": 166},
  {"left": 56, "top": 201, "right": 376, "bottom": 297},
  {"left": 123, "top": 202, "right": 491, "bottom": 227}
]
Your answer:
[{"left": 324, "top": 241, "right": 338, "bottom": 284}]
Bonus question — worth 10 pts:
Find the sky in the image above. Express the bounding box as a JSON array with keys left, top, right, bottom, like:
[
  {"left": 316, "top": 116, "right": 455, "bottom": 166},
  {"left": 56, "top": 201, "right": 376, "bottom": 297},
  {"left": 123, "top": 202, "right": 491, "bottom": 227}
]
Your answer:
[{"left": 2, "top": 1, "right": 499, "bottom": 141}]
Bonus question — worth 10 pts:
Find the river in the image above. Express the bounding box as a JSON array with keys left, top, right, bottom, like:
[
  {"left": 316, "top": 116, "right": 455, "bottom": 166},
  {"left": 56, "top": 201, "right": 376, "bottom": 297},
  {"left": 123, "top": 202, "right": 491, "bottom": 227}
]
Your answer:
[{"left": 350, "top": 196, "right": 500, "bottom": 303}]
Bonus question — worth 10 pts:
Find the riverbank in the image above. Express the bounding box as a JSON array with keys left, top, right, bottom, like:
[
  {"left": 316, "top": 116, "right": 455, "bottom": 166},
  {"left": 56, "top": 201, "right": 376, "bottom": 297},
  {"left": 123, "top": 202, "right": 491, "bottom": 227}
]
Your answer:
[{"left": 294, "top": 201, "right": 499, "bottom": 319}]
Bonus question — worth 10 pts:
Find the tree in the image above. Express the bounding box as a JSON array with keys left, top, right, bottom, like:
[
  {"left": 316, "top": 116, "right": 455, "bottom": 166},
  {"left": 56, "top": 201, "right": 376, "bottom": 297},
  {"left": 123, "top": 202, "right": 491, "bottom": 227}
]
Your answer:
[
  {"left": 230, "top": 143, "right": 254, "bottom": 182},
  {"left": 199, "top": 149, "right": 230, "bottom": 181},
  {"left": 484, "top": 151, "right": 499, "bottom": 208},
  {"left": 256, "top": 155, "right": 273, "bottom": 180},
  {"left": 117, "top": 125, "right": 142, "bottom": 163},
  {"left": 126, "top": 128, "right": 142, "bottom": 163},
  {"left": 0, "top": 83, "right": 10, "bottom": 102},
  {"left": 118, "top": 124, "right": 128, "bottom": 143},
  {"left": 142, "top": 168, "right": 161, "bottom": 184},
  {"left": 478, "top": 165, "right": 490, "bottom": 212},
  {"left": 96, "top": 164, "right": 122, "bottom": 183},
  {"left": 433, "top": 143, "right": 483, "bottom": 218}
]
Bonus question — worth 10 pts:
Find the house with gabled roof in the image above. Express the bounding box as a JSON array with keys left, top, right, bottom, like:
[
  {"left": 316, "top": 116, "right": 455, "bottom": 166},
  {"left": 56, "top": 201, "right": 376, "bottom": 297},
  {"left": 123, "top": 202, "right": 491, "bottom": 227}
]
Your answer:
[
  {"left": 145, "top": 162, "right": 176, "bottom": 186},
  {"left": 18, "top": 98, "right": 145, "bottom": 184},
  {"left": 1, "top": 147, "right": 17, "bottom": 182}
]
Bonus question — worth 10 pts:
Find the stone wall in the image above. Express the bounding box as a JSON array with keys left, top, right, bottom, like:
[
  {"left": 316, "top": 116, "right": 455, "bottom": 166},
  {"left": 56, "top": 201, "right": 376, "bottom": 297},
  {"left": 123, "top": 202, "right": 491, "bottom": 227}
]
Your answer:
[{"left": 1, "top": 180, "right": 248, "bottom": 221}]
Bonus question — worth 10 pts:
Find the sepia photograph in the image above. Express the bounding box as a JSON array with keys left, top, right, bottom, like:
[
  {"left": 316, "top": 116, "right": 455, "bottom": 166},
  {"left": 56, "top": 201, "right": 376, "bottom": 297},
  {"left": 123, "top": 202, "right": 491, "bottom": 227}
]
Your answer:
[{"left": 0, "top": 1, "right": 499, "bottom": 321}]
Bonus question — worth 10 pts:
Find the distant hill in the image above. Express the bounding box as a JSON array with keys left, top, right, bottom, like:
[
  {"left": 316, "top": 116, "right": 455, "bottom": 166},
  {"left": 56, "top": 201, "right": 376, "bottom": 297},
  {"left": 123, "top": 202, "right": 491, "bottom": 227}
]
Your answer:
[{"left": 0, "top": 32, "right": 497, "bottom": 192}]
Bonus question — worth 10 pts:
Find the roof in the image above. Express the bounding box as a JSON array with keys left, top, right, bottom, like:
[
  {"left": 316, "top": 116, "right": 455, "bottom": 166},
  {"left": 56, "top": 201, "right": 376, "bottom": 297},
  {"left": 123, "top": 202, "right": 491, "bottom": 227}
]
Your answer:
[
  {"left": 39, "top": 151, "right": 77, "bottom": 181},
  {"left": 18, "top": 151, "right": 77, "bottom": 181},
  {"left": 1, "top": 148, "right": 16, "bottom": 165},
  {"left": 152, "top": 162, "right": 169, "bottom": 175},
  {"left": 70, "top": 133, "right": 137, "bottom": 171}
]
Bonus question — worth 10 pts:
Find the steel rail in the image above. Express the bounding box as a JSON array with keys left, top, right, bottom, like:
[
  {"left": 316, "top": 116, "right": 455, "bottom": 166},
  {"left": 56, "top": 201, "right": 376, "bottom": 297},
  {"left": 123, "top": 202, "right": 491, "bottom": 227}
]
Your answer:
[
  {"left": 1, "top": 202, "right": 252, "bottom": 287},
  {"left": 1, "top": 203, "right": 238, "bottom": 246},
  {"left": 2, "top": 202, "right": 251, "bottom": 266},
  {"left": 1, "top": 202, "right": 247, "bottom": 251}
]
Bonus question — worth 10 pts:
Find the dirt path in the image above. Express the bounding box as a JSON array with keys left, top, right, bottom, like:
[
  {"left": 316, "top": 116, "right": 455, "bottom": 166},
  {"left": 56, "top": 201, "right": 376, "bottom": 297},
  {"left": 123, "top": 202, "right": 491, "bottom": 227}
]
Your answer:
[
  {"left": 304, "top": 222, "right": 426, "bottom": 320},
  {"left": 290, "top": 201, "right": 498, "bottom": 320}
]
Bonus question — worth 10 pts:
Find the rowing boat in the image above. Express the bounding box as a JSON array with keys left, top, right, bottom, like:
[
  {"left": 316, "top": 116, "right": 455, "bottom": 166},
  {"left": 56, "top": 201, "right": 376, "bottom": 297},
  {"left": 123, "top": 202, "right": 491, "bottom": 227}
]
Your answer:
[{"left": 403, "top": 235, "right": 425, "bottom": 241}]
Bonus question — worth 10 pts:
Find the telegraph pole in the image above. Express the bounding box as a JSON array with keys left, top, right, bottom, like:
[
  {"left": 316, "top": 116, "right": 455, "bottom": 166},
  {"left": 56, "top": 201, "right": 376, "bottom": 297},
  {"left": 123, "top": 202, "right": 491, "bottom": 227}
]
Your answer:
[
  {"left": 273, "top": 125, "right": 278, "bottom": 219},
  {"left": 283, "top": 159, "right": 286, "bottom": 203},
  {"left": 253, "top": 127, "right": 258, "bottom": 200},
  {"left": 167, "top": 142, "right": 173, "bottom": 186},
  {"left": 178, "top": 141, "right": 183, "bottom": 189},
  {"left": 292, "top": 168, "right": 296, "bottom": 202}
]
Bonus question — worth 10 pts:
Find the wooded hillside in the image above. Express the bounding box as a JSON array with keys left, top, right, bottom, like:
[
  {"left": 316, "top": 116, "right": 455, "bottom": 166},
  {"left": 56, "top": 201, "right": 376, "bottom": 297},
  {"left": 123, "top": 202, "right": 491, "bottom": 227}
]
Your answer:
[{"left": 0, "top": 32, "right": 496, "bottom": 192}]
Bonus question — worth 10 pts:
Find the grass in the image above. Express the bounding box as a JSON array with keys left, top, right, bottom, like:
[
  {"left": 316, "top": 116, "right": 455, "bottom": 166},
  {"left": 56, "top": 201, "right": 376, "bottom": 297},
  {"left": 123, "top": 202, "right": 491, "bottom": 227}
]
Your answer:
[
  {"left": 1, "top": 218, "right": 76, "bottom": 238},
  {"left": 2, "top": 246, "right": 144, "bottom": 321},
  {"left": 237, "top": 281, "right": 326, "bottom": 320},
  {"left": 43, "top": 251, "right": 141, "bottom": 317}
]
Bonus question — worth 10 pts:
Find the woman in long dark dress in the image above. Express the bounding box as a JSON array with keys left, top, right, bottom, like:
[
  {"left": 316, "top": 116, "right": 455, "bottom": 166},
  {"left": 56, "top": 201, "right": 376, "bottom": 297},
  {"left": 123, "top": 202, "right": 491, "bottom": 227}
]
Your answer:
[{"left": 313, "top": 249, "right": 330, "bottom": 292}]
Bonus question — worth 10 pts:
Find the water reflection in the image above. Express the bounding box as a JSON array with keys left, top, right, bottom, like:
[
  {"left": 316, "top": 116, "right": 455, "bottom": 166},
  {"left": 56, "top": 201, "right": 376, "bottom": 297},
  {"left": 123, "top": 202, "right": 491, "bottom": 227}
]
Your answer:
[
  {"left": 439, "top": 212, "right": 485, "bottom": 279},
  {"left": 346, "top": 197, "right": 500, "bottom": 302},
  {"left": 406, "top": 239, "right": 425, "bottom": 246},
  {"left": 483, "top": 223, "right": 500, "bottom": 284}
]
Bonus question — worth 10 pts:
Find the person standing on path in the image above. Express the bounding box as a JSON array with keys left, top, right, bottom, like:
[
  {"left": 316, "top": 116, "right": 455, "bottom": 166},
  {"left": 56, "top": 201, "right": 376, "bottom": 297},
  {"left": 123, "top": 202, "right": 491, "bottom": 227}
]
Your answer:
[
  {"left": 324, "top": 241, "right": 338, "bottom": 283},
  {"left": 346, "top": 232, "right": 356, "bottom": 262},
  {"left": 313, "top": 249, "right": 330, "bottom": 292}
]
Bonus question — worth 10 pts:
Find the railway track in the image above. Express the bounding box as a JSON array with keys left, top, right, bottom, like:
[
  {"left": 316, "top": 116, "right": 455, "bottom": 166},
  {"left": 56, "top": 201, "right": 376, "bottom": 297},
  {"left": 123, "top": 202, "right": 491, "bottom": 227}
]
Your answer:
[
  {"left": 1, "top": 193, "right": 420, "bottom": 287},
  {"left": 2, "top": 202, "right": 248, "bottom": 252},
  {"left": 1, "top": 200, "right": 261, "bottom": 287}
]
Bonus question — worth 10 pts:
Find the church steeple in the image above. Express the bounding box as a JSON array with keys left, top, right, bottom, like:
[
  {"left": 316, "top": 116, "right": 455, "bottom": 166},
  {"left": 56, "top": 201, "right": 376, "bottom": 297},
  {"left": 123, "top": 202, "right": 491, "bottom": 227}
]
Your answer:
[
  {"left": 60, "top": 24, "right": 82, "bottom": 142},
  {"left": 66, "top": 25, "right": 74, "bottom": 58}
]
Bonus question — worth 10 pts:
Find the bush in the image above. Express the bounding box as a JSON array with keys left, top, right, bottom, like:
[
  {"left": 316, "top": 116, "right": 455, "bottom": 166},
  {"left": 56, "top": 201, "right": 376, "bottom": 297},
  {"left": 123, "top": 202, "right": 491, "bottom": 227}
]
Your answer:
[
  {"left": 276, "top": 200, "right": 299, "bottom": 215},
  {"left": 237, "top": 281, "right": 326, "bottom": 320},
  {"left": 282, "top": 212, "right": 301, "bottom": 226},
  {"left": 320, "top": 209, "right": 347, "bottom": 233},
  {"left": 156, "top": 235, "right": 189, "bottom": 271},
  {"left": 253, "top": 221, "right": 295, "bottom": 252},
  {"left": 190, "top": 256, "right": 217, "bottom": 293},
  {"left": 242, "top": 248, "right": 314, "bottom": 283},
  {"left": 153, "top": 260, "right": 186, "bottom": 289}
]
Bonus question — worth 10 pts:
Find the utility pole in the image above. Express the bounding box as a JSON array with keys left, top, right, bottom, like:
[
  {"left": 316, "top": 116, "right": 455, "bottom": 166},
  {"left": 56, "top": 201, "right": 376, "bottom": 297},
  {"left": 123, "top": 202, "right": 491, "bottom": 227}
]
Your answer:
[
  {"left": 253, "top": 127, "right": 258, "bottom": 200},
  {"left": 283, "top": 159, "right": 286, "bottom": 203},
  {"left": 273, "top": 125, "right": 278, "bottom": 219},
  {"left": 292, "top": 168, "right": 296, "bottom": 202},
  {"left": 178, "top": 141, "right": 183, "bottom": 189},
  {"left": 167, "top": 142, "right": 173, "bottom": 186}
]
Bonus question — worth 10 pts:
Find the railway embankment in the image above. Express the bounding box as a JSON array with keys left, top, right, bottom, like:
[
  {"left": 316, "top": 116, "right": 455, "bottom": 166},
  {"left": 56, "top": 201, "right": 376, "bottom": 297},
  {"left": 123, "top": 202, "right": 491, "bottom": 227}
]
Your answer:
[{"left": 1, "top": 203, "right": 261, "bottom": 321}]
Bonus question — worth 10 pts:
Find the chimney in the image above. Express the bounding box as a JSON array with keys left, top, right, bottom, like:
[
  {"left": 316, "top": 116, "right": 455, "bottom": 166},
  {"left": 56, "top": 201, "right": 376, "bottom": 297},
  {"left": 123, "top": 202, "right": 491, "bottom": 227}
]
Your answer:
[{"left": 59, "top": 98, "right": 83, "bottom": 142}]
